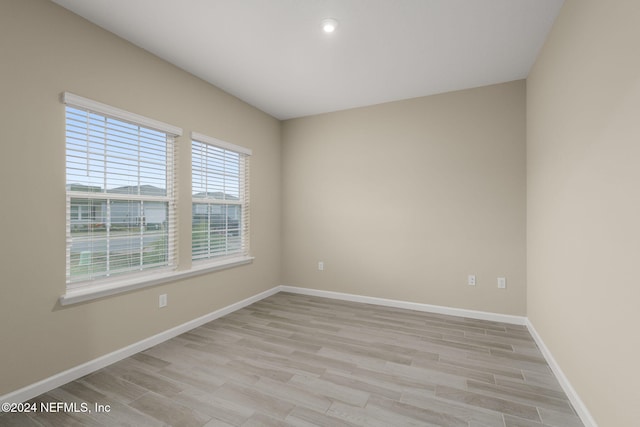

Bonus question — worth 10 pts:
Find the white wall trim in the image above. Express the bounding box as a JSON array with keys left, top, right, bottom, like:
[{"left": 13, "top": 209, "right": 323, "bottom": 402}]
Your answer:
[
  {"left": 283, "top": 286, "right": 596, "bottom": 426},
  {"left": 279, "top": 285, "right": 527, "bottom": 325},
  {"left": 60, "top": 256, "right": 254, "bottom": 306},
  {"left": 62, "top": 92, "right": 183, "bottom": 136},
  {"left": 526, "top": 319, "right": 598, "bottom": 427},
  {"left": 2, "top": 284, "right": 596, "bottom": 427},
  {"left": 191, "top": 132, "right": 252, "bottom": 156},
  {"left": 0, "top": 286, "right": 279, "bottom": 406}
]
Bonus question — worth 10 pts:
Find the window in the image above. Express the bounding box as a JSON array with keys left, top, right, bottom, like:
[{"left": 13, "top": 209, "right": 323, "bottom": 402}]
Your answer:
[
  {"left": 191, "top": 133, "right": 251, "bottom": 263},
  {"left": 64, "top": 93, "right": 181, "bottom": 286}
]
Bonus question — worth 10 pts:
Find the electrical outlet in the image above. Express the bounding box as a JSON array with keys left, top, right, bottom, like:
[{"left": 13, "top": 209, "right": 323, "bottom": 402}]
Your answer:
[
  {"left": 468, "top": 275, "right": 476, "bottom": 286},
  {"left": 497, "top": 277, "right": 506, "bottom": 289},
  {"left": 159, "top": 294, "right": 167, "bottom": 308},
  {"left": 318, "top": 261, "right": 324, "bottom": 271}
]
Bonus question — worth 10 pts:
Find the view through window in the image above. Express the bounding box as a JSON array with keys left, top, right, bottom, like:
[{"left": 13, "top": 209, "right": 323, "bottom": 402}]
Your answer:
[
  {"left": 191, "top": 135, "right": 250, "bottom": 262},
  {"left": 65, "top": 101, "right": 178, "bottom": 284}
]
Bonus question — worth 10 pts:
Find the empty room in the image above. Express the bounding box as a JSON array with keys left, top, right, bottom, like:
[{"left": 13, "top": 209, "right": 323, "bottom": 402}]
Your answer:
[{"left": 0, "top": 0, "right": 638, "bottom": 426}]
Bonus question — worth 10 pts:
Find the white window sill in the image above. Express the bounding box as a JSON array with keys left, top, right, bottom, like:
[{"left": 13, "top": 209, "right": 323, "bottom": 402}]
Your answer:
[{"left": 59, "top": 256, "right": 254, "bottom": 306}]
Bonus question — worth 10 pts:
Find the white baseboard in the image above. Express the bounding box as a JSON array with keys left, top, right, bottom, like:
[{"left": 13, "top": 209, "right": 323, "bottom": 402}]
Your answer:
[
  {"left": 279, "top": 285, "right": 527, "bottom": 325},
  {"left": 526, "top": 320, "right": 598, "bottom": 427},
  {"left": 281, "top": 286, "right": 596, "bottom": 427},
  {"left": 0, "top": 286, "right": 280, "bottom": 406},
  {"left": 1, "top": 284, "right": 596, "bottom": 427}
]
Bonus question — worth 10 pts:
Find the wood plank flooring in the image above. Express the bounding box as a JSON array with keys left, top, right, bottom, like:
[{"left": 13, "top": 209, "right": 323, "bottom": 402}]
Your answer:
[{"left": 0, "top": 292, "right": 584, "bottom": 426}]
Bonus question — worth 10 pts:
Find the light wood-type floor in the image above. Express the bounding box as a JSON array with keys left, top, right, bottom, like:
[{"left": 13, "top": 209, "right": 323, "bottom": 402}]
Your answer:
[{"left": 0, "top": 292, "right": 584, "bottom": 427}]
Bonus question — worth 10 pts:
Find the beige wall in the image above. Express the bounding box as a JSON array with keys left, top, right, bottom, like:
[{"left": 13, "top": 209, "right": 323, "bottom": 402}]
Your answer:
[
  {"left": 282, "top": 81, "right": 526, "bottom": 315},
  {"left": 527, "top": 0, "right": 640, "bottom": 425},
  {"left": 8, "top": 3, "right": 635, "bottom": 425},
  {"left": 0, "top": 0, "right": 281, "bottom": 395}
]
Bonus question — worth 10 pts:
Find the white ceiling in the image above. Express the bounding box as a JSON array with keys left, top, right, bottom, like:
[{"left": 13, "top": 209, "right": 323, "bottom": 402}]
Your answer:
[{"left": 51, "top": 0, "right": 564, "bottom": 120}]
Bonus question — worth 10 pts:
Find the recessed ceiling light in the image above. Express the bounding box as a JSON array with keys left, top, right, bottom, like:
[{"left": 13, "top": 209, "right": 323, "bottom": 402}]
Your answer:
[{"left": 321, "top": 18, "right": 338, "bottom": 33}]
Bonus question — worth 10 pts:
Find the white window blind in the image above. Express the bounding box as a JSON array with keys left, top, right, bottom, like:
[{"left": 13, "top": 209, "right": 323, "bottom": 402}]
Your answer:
[
  {"left": 63, "top": 93, "right": 180, "bottom": 286},
  {"left": 191, "top": 133, "right": 251, "bottom": 262}
]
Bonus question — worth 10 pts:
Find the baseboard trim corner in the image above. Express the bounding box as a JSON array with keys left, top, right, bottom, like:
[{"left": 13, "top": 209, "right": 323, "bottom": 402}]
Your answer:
[
  {"left": 279, "top": 285, "right": 527, "bottom": 325},
  {"left": 526, "top": 319, "right": 598, "bottom": 427},
  {"left": 1, "top": 284, "right": 596, "bottom": 427},
  {"left": 0, "top": 286, "right": 280, "bottom": 406},
  {"left": 281, "top": 285, "right": 595, "bottom": 427}
]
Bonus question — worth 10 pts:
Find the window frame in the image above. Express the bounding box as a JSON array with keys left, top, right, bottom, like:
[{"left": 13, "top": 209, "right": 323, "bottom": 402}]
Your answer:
[
  {"left": 191, "top": 132, "right": 252, "bottom": 265},
  {"left": 62, "top": 92, "right": 181, "bottom": 298},
  {"left": 59, "top": 94, "right": 255, "bottom": 306}
]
